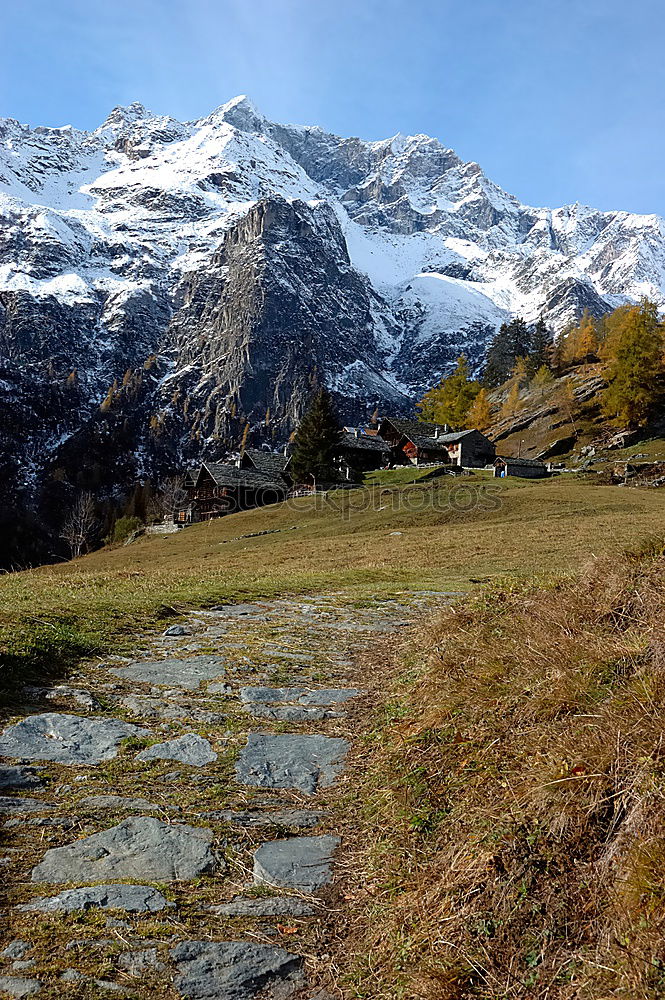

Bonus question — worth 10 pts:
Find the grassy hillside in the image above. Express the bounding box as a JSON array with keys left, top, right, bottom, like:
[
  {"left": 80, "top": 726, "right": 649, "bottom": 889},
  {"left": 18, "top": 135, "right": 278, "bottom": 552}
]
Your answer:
[
  {"left": 345, "top": 540, "right": 665, "bottom": 999},
  {"left": 1, "top": 474, "right": 665, "bottom": 696}
]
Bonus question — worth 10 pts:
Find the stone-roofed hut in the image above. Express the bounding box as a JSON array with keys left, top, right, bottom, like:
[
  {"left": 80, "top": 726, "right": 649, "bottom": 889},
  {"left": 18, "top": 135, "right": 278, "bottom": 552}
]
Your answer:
[
  {"left": 178, "top": 461, "right": 287, "bottom": 523},
  {"left": 238, "top": 448, "right": 291, "bottom": 483},
  {"left": 379, "top": 418, "right": 495, "bottom": 468},
  {"left": 337, "top": 429, "right": 392, "bottom": 479},
  {"left": 493, "top": 456, "right": 549, "bottom": 479}
]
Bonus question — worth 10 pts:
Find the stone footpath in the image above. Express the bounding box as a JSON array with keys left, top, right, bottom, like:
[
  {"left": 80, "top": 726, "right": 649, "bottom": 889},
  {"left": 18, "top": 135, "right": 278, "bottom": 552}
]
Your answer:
[{"left": 0, "top": 592, "right": 451, "bottom": 999}]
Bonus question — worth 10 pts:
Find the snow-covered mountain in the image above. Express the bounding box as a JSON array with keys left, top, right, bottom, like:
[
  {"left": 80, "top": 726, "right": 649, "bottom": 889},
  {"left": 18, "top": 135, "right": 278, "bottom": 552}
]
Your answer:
[{"left": 1, "top": 95, "right": 664, "bottom": 553}]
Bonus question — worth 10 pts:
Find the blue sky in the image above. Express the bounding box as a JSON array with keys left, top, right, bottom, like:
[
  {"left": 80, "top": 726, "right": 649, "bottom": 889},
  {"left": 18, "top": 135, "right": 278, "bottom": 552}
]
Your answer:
[{"left": 1, "top": 0, "right": 663, "bottom": 215}]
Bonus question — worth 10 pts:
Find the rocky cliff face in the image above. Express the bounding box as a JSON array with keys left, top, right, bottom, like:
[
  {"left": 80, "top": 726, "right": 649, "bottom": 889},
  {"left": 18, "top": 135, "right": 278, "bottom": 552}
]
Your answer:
[{"left": 1, "top": 95, "right": 664, "bottom": 560}]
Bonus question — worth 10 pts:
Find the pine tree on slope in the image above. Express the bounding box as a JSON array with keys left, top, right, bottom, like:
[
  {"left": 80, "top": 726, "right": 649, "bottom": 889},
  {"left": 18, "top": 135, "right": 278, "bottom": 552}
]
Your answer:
[
  {"left": 602, "top": 300, "right": 665, "bottom": 427},
  {"left": 465, "top": 387, "right": 493, "bottom": 431},
  {"left": 417, "top": 356, "right": 480, "bottom": 429},
  {"left": 484, "top": 318, "right": 532, "bottom": 387},
  {"left": 528, "top": 317, "right": 553, "bottom": 373},
  {"left": 290, "top": 388, "right": 343, "bottom": 485}
]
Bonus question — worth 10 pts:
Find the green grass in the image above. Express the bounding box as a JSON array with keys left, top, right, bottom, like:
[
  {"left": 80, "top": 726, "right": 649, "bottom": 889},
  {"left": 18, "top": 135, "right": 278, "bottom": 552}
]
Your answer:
[
  {"left": 361, "top": 466, "right": 435, "bottom": 486},
  {"left": 1, "top": 476, "right": 664, "bottom": 697}
]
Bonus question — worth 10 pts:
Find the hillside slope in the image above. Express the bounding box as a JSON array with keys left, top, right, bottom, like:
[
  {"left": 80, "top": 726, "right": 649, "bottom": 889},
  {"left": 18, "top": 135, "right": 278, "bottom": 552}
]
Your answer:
[
  {"left": 2, "top": 475, "right": 665, "bottom": 698},
  {"left": 485, "top": 362, "right": 665, "bottom": 470},
  {"left": 348, "top": 542, "right": 665, "bottom": 998}
]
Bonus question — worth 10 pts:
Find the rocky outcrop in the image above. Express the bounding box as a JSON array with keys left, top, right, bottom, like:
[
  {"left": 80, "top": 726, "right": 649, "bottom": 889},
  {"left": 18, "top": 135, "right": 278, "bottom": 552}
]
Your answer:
[{"left": 164, "top": 197, "right": 409, "bottom": 451}]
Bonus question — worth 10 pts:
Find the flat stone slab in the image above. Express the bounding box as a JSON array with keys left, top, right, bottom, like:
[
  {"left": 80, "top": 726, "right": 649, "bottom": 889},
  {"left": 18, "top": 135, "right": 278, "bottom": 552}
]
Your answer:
[
  {"left": 210, "top": 603, "right": 271, "bottom": 618},
  {"left": 0, "top": 714, "right": 149, "bottom": 765},
  {"left": 206, "top": 682, "right": 233, "bottom": 695},
  {"left": 18, "top": 884, "right": 172, "bottom": 913},
  {"left": 4, "top": 816, "right": 77, "bottom": 830},
  {"left": 31, "top": 816, "right": 216, "bottom": 883},
  {"left": 78, "top": 795, "right": 160, "bottom": 812},
  {"left": 137, "top": 734, "right": 217, "bottom": 767},
  {"left": 211, "top": 897, "right": 315, "bottom": 917},
  {"left": 240, "top": 687, "right": 359, "bottom": 705},
  {"left": 119, "top": 695, "right": 225, "bottom": 725},
  {"left": 0, "top": 767, "right": 43, "bottom": 790},
  {"left": 109, "top": 655, "right": 225, "bottom": 690},
  {"left": 253, "top": 835, "right": 340, "bottom": 893},
  {"left": 0, "top": 977, "right": 42, "bottom": 998},
  {"left": 0, "top": 943, "right": 29, "bottom": 961},
  {"left": 170, "top": 941, "right": 303, "bottom": 1000},
  {"left": 236, "top": 734, "right": 348, "bottom": 794},
  {"left": 261, "top": 650, "right": 314, "bottom": 663},
  {"left": 199, "top": 809, "right": 321, "bottom": 829},
  {"left": 0, "top": 797, "right": 52, "bottom": 815},
  {"left": 245, "top": 705, "right": 337, "bottom": 722}
]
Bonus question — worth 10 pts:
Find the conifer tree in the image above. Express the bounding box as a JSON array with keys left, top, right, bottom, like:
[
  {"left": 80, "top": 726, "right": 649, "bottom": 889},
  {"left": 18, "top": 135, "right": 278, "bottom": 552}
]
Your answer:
[
  {"left": 290, "top": 388, "right": 343, "bottom": 485},
  {"left": 484, "top": 323, "right": 514, "bottom": 387},
  {"left": 417, "top": 356, "right": 480, "bottom": 428},
  {"left": 509, "top": 317, "right": 532, "bottom": 359},
  {"left": 577, "top": 310, "right": 599, "bottom": 361},
  {"left": 556, "top": 378, "right": 578, "bottom": 436},
  {"left": 532, "top": 364, "right": 554, "bottom": 399},
  {"left": 99, "top": 380, "right": 117, "bottom": 413},
  {"left": 465, "top": 387, "right": 492, "bottom": 431},
  {"left": 602, "top": 300, "right": 665, "bottom": 426},
  {"left": 564, "top": 310, "right": 598, "bottom": 364},
  {"left": 483, "top": 318, "right": 531, "bottom": 386},
  {"left": 512, "top": 356, "right": 529, "bottom": 388},
  {"left": 528, "top": 317, "right": 553, "bottom": 373}
]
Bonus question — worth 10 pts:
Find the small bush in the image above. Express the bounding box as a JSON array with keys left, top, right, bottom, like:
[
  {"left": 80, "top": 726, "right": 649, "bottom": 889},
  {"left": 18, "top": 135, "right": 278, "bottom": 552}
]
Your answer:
[{"left": 107, "top": 515, "right": 142, "bottom": 545}]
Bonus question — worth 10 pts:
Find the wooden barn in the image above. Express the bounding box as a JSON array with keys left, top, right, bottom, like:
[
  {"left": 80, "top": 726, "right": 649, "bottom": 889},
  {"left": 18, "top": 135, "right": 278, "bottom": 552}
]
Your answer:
[
  {"left": 337, "top": 429, "right": 392, "bottom": 479},
  {"left": 238, "top": 448, "right": 291, "bottom": 482},
  {"left": 378, "top": 419, "right": 496, "bottom": 468},
  {"left": 177, "top": 462, "right": 287, "bottom": 523},
  {"left": 494, "top": 456, "right": 549, "bottom": 479}
]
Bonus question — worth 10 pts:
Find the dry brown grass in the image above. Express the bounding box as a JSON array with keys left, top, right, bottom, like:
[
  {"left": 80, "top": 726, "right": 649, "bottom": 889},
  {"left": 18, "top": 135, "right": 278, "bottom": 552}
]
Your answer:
[{"left": 345, "top": 541, "right": 665, "bottom": 999}]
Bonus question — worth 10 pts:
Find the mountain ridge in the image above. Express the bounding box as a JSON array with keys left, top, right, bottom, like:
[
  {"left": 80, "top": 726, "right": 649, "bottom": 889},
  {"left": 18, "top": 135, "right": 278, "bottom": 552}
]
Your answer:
[{"left": 1, "top": 96, "right": 664, "bottom": 562}]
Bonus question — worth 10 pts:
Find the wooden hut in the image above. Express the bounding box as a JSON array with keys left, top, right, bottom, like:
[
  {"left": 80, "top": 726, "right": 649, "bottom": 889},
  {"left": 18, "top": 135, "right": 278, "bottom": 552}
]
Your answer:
[
  {"left": 378, "top": 419, "right": 495, "bottom": 468},
  {"left": 177, "top": 462, "right": 287, "bottom": 523},
  {"left": 337, "top": 429, "right": 392, "bottom": 479},
  {"left": 238, "top": 448, "right": 291, "bottom": 482},
  {"left": 493, "top": 456, "right": 548, "bottom": 479}
]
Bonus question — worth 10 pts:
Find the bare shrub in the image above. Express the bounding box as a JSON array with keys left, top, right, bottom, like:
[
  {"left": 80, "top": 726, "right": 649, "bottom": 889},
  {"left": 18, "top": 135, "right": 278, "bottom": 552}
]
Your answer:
[
  {"left": 60, "top": 493, "right": 98, "bottom": 559},
  {"left": 148, "top": 476, "right": 187, "bottom": 522}
]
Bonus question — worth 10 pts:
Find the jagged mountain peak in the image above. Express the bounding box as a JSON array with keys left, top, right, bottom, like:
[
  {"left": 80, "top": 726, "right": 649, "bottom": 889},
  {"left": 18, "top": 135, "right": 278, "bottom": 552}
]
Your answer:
[
  {"left": 1, "top": 96, "right": 664, "bottom": 530},
  {"left": 101, "top": 101, "right": 152, "bottom": 127},
  {"left": 198, "top": 94, "right": 266, "bottom": 132}
]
